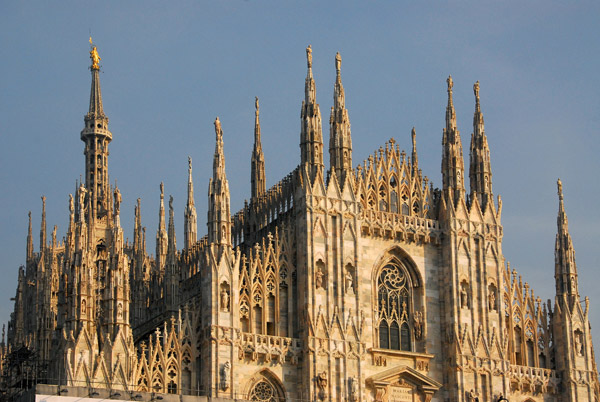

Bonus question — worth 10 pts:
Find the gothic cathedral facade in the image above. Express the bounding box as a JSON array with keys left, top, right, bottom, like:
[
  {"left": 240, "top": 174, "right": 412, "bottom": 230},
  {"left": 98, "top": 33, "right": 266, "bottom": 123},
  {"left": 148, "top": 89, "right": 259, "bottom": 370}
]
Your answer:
[{"left": 3, "top": 44, "right": 599, "bottom": 402}]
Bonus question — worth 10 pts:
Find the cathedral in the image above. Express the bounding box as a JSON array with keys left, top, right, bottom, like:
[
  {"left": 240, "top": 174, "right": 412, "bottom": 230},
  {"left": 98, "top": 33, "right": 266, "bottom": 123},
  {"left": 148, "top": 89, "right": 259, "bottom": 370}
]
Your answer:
[{"left": 1, "top": 42, "right": 598, "bottom": 402}]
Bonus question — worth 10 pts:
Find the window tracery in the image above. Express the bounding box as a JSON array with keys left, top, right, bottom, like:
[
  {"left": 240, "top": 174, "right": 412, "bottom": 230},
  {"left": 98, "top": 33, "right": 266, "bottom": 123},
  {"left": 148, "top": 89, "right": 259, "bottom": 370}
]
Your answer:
[
  {"left": 376, "top": 263, "right": 412, "bottom": 351},
  {"left": 249, "top": 379, "right": 281, "bottom": 402}
]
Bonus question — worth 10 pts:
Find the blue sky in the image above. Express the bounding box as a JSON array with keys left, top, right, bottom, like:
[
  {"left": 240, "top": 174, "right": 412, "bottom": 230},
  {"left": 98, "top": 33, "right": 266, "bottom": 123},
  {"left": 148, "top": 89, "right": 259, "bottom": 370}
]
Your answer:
[{"left": 1, "top": 1, "right": 599, "bottom": 353}]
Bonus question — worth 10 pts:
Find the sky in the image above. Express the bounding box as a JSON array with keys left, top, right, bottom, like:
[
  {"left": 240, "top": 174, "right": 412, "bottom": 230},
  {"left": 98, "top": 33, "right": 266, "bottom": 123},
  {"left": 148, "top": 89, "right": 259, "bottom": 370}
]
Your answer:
[{"left": 1, "top": 1, "right": 599, "bottom": 356}]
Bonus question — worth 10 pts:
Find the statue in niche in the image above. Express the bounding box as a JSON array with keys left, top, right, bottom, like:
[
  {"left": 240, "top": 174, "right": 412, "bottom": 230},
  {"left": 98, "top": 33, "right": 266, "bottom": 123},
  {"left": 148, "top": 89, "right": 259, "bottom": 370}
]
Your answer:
[
  {"left": 467, "top": 389, "right": 479, "bottom": 402},
  {"left": 220, "top": 288, "right": 230, "bottom": 312},
  {"left": 575, "top": 331, "right": 584, "bottom": 356},
  {"left": 349, "top": 376, "right": 359, "bottom": 401},
  {"left": 316, "top": 371, "right": 328, "bottom": 401},
  {"left": 460, "top": 285, "right": 469, "bottom": 309},
  {"left": 117, "top": 303, "right": 123, "bottom": 318},
  {"left": 345, "top": 270, "right": 354, "bottom": 294},
  {"left": 315, "top": 267, "right": 324, "bottom": 289},
  {"left": 220, "top": 361, "right": 231, "bottom": 390},
  {"left": 488, "top": 288, "right": 496, "bottom": 311},
  {"left": 414, "top": 311, "right": 423, "bottom": 340}
]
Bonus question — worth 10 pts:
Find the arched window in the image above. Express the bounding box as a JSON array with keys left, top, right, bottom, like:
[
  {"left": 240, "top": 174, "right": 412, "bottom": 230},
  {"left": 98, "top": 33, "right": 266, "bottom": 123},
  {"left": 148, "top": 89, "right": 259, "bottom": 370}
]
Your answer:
[
  {"left": 249, "top": 378, "right": 284, "bottom": 401},
  {"left": 377, "top": 263, "right": 412, "bottom": 351}
]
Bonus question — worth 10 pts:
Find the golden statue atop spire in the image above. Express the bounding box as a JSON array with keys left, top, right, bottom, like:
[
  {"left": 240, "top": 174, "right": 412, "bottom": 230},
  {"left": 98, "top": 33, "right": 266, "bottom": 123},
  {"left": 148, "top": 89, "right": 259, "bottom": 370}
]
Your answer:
[{"left": 89, "top": 37, "right": 101, "bottom": 70}]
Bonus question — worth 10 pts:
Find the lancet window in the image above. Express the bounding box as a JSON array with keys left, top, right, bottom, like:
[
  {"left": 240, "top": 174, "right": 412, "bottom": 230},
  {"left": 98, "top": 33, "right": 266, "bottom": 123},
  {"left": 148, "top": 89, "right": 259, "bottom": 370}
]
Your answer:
[{"left": 376, "top": 262, "right": 412, "bottom": 351}]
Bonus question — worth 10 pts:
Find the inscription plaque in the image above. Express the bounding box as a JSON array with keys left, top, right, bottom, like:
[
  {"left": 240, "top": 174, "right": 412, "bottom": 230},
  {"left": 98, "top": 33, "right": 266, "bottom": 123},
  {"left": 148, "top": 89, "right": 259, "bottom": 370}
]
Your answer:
[{"left": 389, "top": 386, "right": 414, "bottom": 402}]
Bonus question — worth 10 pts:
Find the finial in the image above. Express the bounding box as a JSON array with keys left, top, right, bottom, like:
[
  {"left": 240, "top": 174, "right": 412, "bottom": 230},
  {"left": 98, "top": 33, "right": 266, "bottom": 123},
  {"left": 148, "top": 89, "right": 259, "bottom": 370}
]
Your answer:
[
  {"left": 255, "top": 96, "right": 259, "bottom": 115},
  {"left": 557, "top": 178, "right": 563, "bottom": 201},
  {"left": 306, "top": 45, "right": 313, "bottom": 69},
  {"left": 89, "top": 38, "right": 101, "bottom": 70},
  {"left": 335, "top": 52, "right": 341, "bottom": 74},
  {"left": 447, "top": 75, "right": 453, "bottom": 92}
]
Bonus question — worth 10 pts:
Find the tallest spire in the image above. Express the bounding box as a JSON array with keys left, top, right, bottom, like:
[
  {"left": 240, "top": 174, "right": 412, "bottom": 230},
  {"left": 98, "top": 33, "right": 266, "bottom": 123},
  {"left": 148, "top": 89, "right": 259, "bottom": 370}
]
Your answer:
[
  {"left": 81, "top": 38, "right": 112, "bottom": 220},
  {"left": 88, "top": 38, "right": 104, "bottom": 117}
]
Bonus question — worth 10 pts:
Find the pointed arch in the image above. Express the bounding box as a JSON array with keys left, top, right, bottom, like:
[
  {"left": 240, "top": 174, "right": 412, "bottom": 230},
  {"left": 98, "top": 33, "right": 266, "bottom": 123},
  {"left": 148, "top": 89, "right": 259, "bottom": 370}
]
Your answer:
[
  {"left": 244, "top": 368, "right": 286, "bottom": 402},
  {"left": 372, "top": 246, "right": 423, "bottom": 353}
]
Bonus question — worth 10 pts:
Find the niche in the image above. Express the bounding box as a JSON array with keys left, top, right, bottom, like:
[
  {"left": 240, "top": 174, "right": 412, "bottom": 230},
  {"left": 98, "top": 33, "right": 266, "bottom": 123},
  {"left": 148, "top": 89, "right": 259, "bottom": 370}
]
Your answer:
[
  {"left": 315, "top": 259, "right": 327, "bottom": 290},
  {"left": 220, "top": 282, "right": 230, "bottom": 312}
]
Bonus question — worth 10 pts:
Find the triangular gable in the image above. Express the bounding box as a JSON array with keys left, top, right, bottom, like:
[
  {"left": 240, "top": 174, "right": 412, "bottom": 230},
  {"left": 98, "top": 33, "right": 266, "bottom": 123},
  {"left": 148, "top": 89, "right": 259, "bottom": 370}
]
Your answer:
[{"left": 367, "top": 364, "right": 442, "bottom": 399}]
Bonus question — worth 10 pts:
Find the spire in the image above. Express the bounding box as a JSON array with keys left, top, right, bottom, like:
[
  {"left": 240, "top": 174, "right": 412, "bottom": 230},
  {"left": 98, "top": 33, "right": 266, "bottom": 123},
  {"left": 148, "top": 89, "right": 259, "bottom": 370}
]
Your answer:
[
  {"left": 208, "top": 117, "right": 231, "bottom": 246},
  {"left": 81, "top": 39, "right": 112, "bottom": 222},
  {"left": 184, "top": 157, "right": 198, "bottom": 249},
  {"left": 411, "top": 127, "right": 418, "bottom": 176},
  {"left": 300, "top": 45, "right": 324, "bottom": 182},
  {"left": 134, "top": 198, "right": 143, "bottom": 255},
  {"left": 27, "top": 211, "right": 33, "bottom": 260},
  {"left": 329, "top": 52, "right": 352, "bottom": 187},
  {"left": 167, "top": 195, "right": 177, "bottom": 259},
  {"left": 469, "top": 81, "right": 493, "bottom": 210},
  {"left": 88, "top": 41, "right": 104, "bottom": 117},
  {"left": 40, "top": 196, "right": 46, "bottom": 251},
  {"left": 446, "top": 75, "right": 457, "bottom": 132},
  {"left": 251, "top": 97, "right": 266, "bottom": 200},
  {"left": 555, "top": 179, "right": 579, "bottom": 300},
  {"left": 165, "top": 195, "right": 179, "bottom": 310},
  {"left": 156, "top": 183, "right": 168, "bottom": 268},
  {"left": 441, "top": 75, "right": 466, "bottom": 206}
]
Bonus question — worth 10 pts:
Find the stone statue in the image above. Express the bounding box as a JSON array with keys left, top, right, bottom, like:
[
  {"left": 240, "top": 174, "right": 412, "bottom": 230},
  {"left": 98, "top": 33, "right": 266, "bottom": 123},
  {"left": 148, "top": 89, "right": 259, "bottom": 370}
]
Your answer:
[
  {"left": 316, "top": 371, "right": 327, "bottom": 401},
  {"left": 414, "top": 311, "right": 423, "bottom": 340},
  {"left": 113, "top": 187, "right": 122, "bottom": 216},
  {"left": 447, "top": 75, "right": 454, "bottom": 91},
  {"left": 460, "top": 286, "right": 468, "bottom": 309},
  {"left": 306, "top": 45, "right": 313, "bottom": 68},
  {"left": 335, "top": 52, "right": 341, "bottom": 73},
  {"left": 169, "top": 195, "right": 174, "bottom": 211},
  {"left": 488, "top": 289, "right": 496, "bottom": 311},
  {"left": 315, "top": 268, "right": 324, "bottom": 289},
  {"left": 345, "top": 270, "right": 354, "bottom": 294},
  {"left": 467, "top": 389, "right": 479, "bottom": 402},
  {"left": 255, "top": 96, "right": 259, "bottom": 112},
  {"left": 349, "top": 376, "right": 359, "bottom": 402},
  {"left": 473, "top": 80, "right": 480, "bottom": 100},
  {"left": 69, "top": 194, "right": 74, "bottom": 215},
  {"left": 90, "top": 46, "right": 101, "bottom": 69},
  {"left": 51, "top": 225, "right": 57, "bottom": 247},
  {"left": 78, "top": 183, "right": 87, "bottom": 217},
  {"left": 221, "top": 288, "right": 230, "bottom": 312},
  {"left": 575, "top": 331, "right": 583, "bottom": 356},
  {"left": 220, "top": 361, "right": 231, "bottom": 390},
  {"left": 214, "top": 117, "right": 222, "bottom": 136}
]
